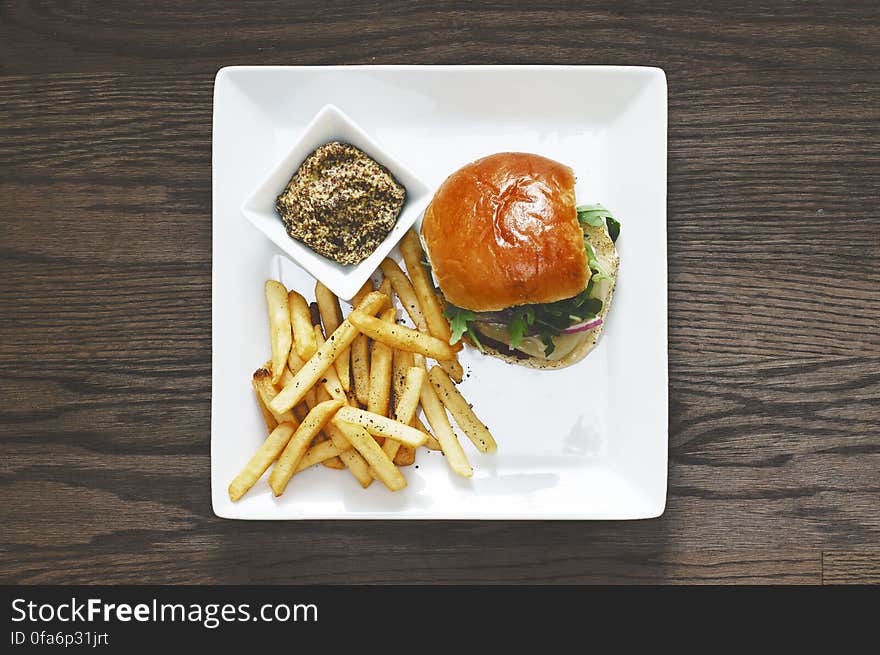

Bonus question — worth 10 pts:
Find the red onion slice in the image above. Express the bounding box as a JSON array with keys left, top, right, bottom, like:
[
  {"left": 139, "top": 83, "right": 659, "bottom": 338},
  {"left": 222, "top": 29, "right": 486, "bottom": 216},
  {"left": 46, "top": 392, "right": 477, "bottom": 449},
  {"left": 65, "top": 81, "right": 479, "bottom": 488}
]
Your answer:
[{"left": 562, "top": 317, "right": 603, "bottom": 334}]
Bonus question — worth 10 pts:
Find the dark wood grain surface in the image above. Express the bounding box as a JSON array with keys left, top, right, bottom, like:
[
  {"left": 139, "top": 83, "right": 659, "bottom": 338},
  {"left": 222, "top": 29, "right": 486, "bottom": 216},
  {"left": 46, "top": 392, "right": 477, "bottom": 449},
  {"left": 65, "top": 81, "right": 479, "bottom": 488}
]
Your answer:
[{"left": 1, "top": 1, "right": 878, "bottom": 585}]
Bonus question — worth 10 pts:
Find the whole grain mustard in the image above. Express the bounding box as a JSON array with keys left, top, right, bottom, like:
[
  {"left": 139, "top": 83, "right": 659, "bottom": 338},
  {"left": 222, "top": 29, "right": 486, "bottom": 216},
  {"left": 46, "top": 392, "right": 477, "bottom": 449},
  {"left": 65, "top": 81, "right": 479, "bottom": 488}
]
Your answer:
[{"left": 275, "top": 141, "right": 406, "bottom": 265}]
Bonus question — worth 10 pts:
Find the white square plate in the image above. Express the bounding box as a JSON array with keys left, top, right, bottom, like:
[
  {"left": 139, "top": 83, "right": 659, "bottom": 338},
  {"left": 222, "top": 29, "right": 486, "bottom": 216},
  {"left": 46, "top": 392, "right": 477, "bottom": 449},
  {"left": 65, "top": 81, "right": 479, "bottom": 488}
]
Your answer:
[{"left": 212, "top": 65, "right": 668, "bottom": 519}]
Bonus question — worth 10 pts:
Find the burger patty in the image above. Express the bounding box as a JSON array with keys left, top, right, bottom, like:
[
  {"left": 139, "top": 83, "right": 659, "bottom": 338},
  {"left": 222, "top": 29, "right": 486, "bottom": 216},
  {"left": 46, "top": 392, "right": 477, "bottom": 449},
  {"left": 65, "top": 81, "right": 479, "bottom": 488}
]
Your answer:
[{"left": 467, "top": 328, "right": 531, "bottom": 360}]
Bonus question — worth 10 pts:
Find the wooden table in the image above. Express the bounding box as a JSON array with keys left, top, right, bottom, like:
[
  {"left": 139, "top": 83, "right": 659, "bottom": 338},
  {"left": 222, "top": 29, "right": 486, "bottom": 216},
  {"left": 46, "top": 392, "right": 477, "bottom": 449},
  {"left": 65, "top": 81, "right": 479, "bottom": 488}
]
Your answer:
[{"left": 1, "top": 2, "right": 877, "bottom": 585}]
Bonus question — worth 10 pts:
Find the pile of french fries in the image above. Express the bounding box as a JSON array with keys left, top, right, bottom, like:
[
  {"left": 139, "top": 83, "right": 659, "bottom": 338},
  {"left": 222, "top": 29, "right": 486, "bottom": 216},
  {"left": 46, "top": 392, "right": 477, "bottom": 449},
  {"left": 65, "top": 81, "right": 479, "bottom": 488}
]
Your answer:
[{"left": 229, "top": 230, "right": 497, "bottom": 501}]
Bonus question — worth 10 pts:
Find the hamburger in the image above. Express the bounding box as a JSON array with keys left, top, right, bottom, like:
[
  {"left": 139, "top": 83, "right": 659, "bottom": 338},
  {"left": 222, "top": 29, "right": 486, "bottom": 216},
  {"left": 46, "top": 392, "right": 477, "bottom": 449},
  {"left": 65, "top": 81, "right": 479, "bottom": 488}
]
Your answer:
[{"left": 420, "top": 152, "right": 620, "bottom": 369}]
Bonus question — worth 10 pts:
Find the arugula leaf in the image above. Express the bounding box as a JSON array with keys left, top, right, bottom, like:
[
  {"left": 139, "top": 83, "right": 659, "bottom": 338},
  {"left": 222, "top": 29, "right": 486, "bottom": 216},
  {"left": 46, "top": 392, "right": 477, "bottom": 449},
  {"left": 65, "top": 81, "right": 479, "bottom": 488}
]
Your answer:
[
  {"left": 446, "top": 307, "right": 476, "bottom": 345},
  {"left": 584, "top": 241, "right": 610, "bottom": 281},
  {"left": 576, "top": 204, "right": 610, "bottom": 227},
  {"left": 508, "top": 315, "right": 526, "bottom": 348},
  {"left": 467, "top": 325, "right": 485, "bottom": 352},
  {"left": 578, "top": 203, "right": 621, "bottom": 243},
  {"left": 582, "top": 297, "right": 603, "bottom": 316},
  {"left": 606, "top": 215, "right": 621, "bottom": 243},
  {"left": 444, "top": 305, "right": 485, "bottom": 352},
  {"left": 577, "top": 210, "right": 605, "bottom": 227},
  {"left": 577, "top": 203, "right": 613, "bottom": 226},
  {"left": 506, "top": 308, "right": 535, "bottom": 348}
]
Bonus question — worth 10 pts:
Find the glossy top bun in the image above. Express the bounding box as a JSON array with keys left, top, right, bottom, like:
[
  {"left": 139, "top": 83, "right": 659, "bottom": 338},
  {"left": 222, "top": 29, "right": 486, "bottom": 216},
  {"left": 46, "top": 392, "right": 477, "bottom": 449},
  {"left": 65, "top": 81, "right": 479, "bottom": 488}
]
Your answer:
[{"left": 421, "top": 152, "right": 589, "bottom": 311}]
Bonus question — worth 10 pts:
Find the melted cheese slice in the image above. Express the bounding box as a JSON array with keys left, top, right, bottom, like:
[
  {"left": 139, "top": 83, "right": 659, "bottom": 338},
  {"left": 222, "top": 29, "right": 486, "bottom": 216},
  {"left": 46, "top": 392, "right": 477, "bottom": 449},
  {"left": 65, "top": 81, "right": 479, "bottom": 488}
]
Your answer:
[{"left": 473, "top": 322, "right": 585, "bottom": 360}]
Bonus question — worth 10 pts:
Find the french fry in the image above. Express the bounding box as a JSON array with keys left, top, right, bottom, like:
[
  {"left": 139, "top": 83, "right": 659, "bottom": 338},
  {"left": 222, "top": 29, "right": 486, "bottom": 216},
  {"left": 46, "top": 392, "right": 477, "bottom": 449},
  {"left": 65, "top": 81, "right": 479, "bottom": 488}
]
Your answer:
[
  {"left": 312, "top": 325, "right": 346, "bottom": 402},
  {"left": 434, "top": 342, "right": 464, "bottom": 383},
  {"left": 419, "top": 372, "right": 473, "bottom": 478},
  {"left": 316, "top": 281, "right": 351, "bottom": 393},
  {"left": 334, "top": 405, "right": 428, "bottom": 447},
  {"left": 295, "top": 440, "right": 344, "bottom": 472},
  {"left": 407, "top": 354, "right": 442, "bottom": 450},
  {"left": 270, "top": 291, "right": 388, "bottom": 414},
  {"left": 279, "top": 365, "right": 295, "bottom": 388},
  {"left": 306, "top": 420, "right": 344, "bottom": 470},
  {"left": 287, "top": 350, "right": 303, "bottom": 373},
  {"left": 377, "top": 277, "right": 394, "bottom": 302},
  {"left": 408, "top": 356, "right": 447, "bottom": 452},
  {"left": 288, "top": 290, "right": 318, "bottom": 360},
  {"left": 392, "top": 348, "right": 415, "bottom": 407},
  {"left": 321, "top": 456, "right": 345, "bottom": 470},
  {"left": 394, "top": 445, "right": 416, "bottom": 466},
  {"left": 308, "top": 302, "right": 332, "bottom": 438},
  {"left": 268, "top": 399, "right": 343, "bottom": 495},
  {"left": 252, "top": 378, "right": 278, "bottom": 433},
  {"left": 394, "top": 367, "right": 425, "bottom": 425},
  {"left": 400, "top": 231, "right": 465, "bottom": 382},
  {"left": 351, "top": 279, "right": 374, "bottom": 307},
  {"left": 252, "top": 368, "right": 300, "bottom": 428},
  {"left": 400, "top": 230, "right": 453, "bottom": 345},
  {"left": 315, "top": 387, "right": 373, "bottom": 487},
  {"left": 352, "top": 339, "right": 370, "bottom": 406},
  {"left": 287, "top": 350, "right": 317, "bottom": 408},
  {"left": 306, "top": 428, "right": 339, "bottom": 468},
  {"left": 297, "top": 383, "right": 345, "bottom": 471},
  {"left": 262, "top": 361, "right": 311, "bottom": 424},
  {"left": 348, "top": 310, "right": 455, "bottom": 361},
  {"left": 229, "top": 422, "right": 296, "bottom": 501},
  {"left": 412, "top": 415, "right": 442, "bottom": 450},
  {"left": 365, "top": 289, "right": 392, "bottom": 419},
  {"left": 285, "top": 373, "right": 312, "bottom": 421},
  {"left": 292, "top": 404, "right": 309, "bottom": 422},
  {"left": 265, "top": 281, "right": 292, "bottom": 384},
  {"left": 334, "top": 420, "right": 407, "bottom": 492},
  {"left": 367, "top": 308, "right": 396, "bottom": 416},
  {"left": 428, "top": 366, "right": 497, "bottom": 453},
  {"left": 350, "top": 282, "right": 373, "bottom": 407},
  {"left": 379, "top": 258, "right": 429, "bottom": 332},
  {"left": 438, "top": 358, "right": 465, "bottom": 384},
  {"left": 380, "top": 365, "right": 425, "bottom": 466},
  {"left": 326, "top": 423, "right": 372, "bottom": 484}
]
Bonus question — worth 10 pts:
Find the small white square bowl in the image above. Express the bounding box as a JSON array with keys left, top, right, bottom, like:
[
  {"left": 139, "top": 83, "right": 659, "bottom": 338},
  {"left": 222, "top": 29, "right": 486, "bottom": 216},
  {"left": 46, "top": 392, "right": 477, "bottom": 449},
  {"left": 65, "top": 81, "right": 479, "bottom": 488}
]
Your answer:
[{"left": 240, "top": 103, "right": 430, "bottom": 300}]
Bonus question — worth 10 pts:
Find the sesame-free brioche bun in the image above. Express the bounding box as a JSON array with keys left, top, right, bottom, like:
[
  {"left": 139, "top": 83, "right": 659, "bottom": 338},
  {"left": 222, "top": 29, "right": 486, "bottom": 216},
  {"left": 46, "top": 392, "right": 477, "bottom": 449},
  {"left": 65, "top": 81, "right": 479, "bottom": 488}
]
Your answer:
[{"left": 420, "top": 152, "right": 590, "bottom": 312}]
